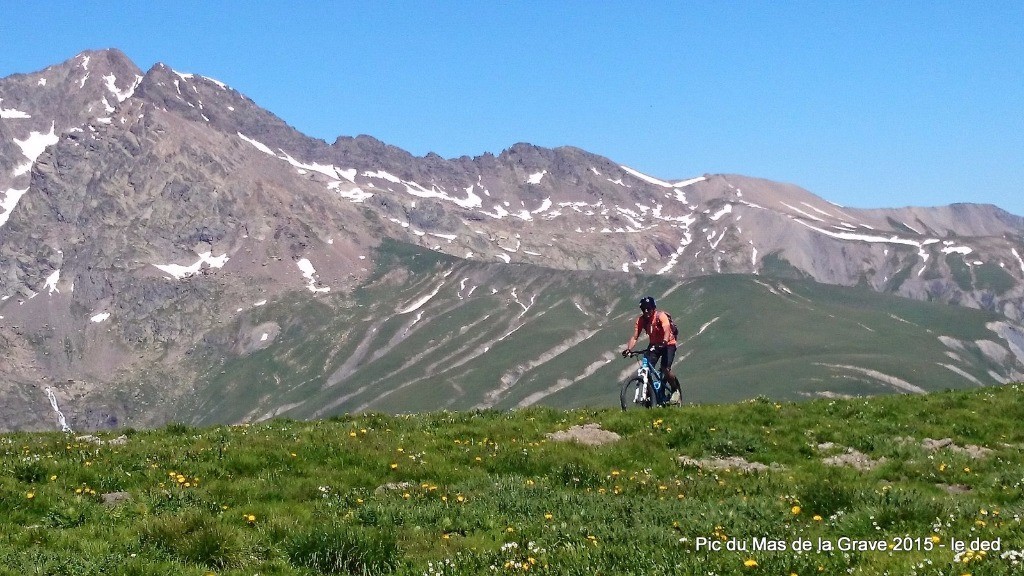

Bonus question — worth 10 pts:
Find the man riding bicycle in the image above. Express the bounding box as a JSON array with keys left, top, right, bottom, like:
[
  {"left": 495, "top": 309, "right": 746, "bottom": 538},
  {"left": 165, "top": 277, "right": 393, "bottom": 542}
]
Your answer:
[{"left": 622, "top": 296, "right": 679, "bottom": 397}]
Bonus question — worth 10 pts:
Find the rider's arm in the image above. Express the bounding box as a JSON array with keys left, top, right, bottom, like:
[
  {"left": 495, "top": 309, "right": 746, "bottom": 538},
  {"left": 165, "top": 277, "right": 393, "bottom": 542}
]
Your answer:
[{"left": 624, "top": 316, "right": 642, "bottom": 351}]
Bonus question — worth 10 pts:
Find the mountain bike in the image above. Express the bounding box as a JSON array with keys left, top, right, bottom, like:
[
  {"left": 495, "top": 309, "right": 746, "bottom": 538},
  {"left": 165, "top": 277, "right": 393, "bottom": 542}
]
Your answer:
[{"left": 620, "top": 347, "right": 679, "bottom": 410}]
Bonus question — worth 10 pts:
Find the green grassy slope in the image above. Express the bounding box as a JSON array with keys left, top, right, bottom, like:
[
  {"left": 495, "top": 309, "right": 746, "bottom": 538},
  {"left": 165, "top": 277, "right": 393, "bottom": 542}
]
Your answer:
[
  {"left": 178, "top": 240, "right": 1018, "bottom": 425},
  {"left": 3, "top": 386, "right": 1023, "bottom": 575}
]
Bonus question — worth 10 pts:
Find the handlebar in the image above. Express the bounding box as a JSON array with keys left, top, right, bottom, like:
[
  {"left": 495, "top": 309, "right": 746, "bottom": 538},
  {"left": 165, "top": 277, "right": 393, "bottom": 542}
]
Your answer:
[{"left": 621, "top": 344, "right": 668, "bottom": 358}]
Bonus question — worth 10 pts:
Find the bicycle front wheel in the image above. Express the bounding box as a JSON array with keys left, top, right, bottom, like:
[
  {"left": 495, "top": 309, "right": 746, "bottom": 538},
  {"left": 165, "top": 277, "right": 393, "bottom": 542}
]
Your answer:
[{"left": 621, "top": 376, "right": 653, "bottom": 411}]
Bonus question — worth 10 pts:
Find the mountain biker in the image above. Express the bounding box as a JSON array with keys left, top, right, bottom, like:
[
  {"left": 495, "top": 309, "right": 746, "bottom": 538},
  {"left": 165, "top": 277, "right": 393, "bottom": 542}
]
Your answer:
[{"left": 622, "top": 296, "right": 679, "bottom": 397}]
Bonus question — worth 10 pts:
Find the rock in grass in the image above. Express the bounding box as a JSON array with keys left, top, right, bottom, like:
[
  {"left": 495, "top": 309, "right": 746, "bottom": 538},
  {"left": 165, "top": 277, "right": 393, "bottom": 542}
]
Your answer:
[
  {"left": 677, "top": 455, "right": 776, "bottom": 473},
  {"left": 101, "top": 491, "right": 132, "bottom": 507},
  {"left": 545, "top": 423, "right": 620, "bottom": 447},
  {"left": 822, "top": 449, "right": 886, "bottom": 471}
]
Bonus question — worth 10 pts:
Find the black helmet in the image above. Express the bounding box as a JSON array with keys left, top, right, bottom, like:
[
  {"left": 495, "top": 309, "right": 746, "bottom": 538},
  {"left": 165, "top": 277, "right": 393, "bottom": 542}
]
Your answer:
[{"left": 639, "top": 296, "right": 656, "bottom": 312}]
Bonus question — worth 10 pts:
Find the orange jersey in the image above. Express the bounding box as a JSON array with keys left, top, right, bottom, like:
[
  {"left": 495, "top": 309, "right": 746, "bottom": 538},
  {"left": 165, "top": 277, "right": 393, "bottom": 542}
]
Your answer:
[{"left": 634, "top": 310, "right": 677, "bottom": 346}]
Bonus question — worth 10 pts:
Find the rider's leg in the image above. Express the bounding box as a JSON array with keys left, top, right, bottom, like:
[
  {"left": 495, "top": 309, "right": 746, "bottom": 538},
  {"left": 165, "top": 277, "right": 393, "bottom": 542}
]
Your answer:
[{"left": 662, "top": 345, "right": 679, "bottom": 395}]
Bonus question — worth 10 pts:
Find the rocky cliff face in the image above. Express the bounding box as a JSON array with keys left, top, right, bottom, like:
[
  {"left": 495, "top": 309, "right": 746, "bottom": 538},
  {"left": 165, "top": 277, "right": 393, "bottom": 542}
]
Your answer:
[{"left": 2, "top": 49, "right": 1023, "bottom": 430}]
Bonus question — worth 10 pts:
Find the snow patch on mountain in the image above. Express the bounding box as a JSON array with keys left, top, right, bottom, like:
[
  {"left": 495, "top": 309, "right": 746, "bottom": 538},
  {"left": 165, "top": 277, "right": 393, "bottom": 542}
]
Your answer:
[
  {"left": 480, "top": 203, "right": 511, "bottom": 220},
  {"left": 674, "top": 176, "right": 706, "bottom": 187},
  {"left": 621, "top": 165, "right": 673, "bottom": 188},
  {"left": 710, "top": 204, "right": 733, "bottom": 221},
  {"left": 656, "top": 213, "right": 697, "bottom": 274},
  {"left": 795, "top": 220, "right": 945, "bottom": 275},
  {"left": 364, "top": 170, "right": 402, "bottom": 184},
  {"left": 531, "top": 198, "right": 552, "bottom": 214},
  {"left": 13, "top": 121, "right": 59, "bottom": 176},
  {"left": 0, "top": 188, "right": 29, "bottom": 227},
  {"left": 941, "top": 242, "right": 973, "bottom": 255},
  {"left": 801, "top": 202, "right": 841, "bottom": 220},
  {"left": 403, "top": 180, "right": 482, "bottom": 209},
  {"left": 781, "top": 201, "right": 826, "bottom": 222},
  {"left": 326, "top": 181, "right": 372, "bottom": 202},
  {"left": 102, "top": 73, "right": 143, "bottom": 102},
  {"left": 0, "top": 99, "right": 31, "bottom": 119},
  {"left": 901, "top": 220, "right": 924, "bottom": 235},
  {"left": 153, "top": 251, "right": 229, "bottom": 279},
  {"left": 238, "top": 133, "right": 371, "bottom": 201},
  {"left": 296, "top": 258, "right": 330, "bottom": 293},
  {"left": 237, "top": 132, "right": 276, "bottom": 155},
  {"left": 279, "top": 150, "right": 347, "bottom": 180},
  {"left": 44, "top": 270, "right": 60, "bottom": 294}
]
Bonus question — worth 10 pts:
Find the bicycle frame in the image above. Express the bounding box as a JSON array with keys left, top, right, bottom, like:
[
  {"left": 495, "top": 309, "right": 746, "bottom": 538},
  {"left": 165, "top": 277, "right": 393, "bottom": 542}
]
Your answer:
[{"left": 629, "top": 350, "right": 666, "bottom": 405}]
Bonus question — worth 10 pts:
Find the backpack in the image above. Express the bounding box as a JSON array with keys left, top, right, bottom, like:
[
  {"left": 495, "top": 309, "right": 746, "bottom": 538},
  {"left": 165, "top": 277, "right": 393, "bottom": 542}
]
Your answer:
[
  {"left": 646, "top": 310, "right": 679, "bottom": 339},
  {"left": 665, "top": 312, "right": 679, "bottom": 339}
]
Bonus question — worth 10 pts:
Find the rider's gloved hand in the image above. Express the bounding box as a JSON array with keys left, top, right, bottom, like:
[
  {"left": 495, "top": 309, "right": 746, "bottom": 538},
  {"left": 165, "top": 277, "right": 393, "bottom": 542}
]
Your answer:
[{"left": 621, "top": 349, "right": 629, "bottom": 358}]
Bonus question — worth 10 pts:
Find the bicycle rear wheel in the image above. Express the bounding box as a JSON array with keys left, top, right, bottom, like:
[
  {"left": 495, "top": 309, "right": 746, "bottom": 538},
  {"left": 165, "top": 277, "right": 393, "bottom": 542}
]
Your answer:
[{"left": 620, "top": 376, "right": 654, "bottom": 410}]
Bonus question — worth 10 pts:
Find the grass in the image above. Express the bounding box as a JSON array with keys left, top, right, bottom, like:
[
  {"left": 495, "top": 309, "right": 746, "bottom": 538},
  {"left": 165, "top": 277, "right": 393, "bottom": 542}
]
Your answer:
[
  {"left": 4, "top": 385, "right": 1024, "bottom": 574},
  {"left": 975, "top": 262, "right": 1016, "bottom": 295}
]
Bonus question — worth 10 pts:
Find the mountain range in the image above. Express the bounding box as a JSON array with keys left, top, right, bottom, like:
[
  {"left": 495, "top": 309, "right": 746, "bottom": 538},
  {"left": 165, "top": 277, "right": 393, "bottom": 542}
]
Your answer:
[{"left": 2, "top": 49, "right": 1023, "bottom": 431}]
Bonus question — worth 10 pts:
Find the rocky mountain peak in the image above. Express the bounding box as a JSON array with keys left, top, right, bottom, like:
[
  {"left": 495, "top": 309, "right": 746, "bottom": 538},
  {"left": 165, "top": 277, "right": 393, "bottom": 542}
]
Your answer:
[{"left": 329, "top": 134, "right": 416, "bottom": 170}]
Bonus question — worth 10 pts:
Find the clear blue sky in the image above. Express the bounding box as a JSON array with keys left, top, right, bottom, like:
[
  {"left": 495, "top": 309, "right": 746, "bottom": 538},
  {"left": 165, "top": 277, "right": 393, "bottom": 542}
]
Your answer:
[{"left": 3, "top": 1, "right": 1023, "bottom": 215}]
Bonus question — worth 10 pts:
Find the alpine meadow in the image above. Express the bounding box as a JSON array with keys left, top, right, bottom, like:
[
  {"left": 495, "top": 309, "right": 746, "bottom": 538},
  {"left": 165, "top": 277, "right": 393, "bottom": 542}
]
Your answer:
[{"left": 3, "top": 387, "right": 1024, "bottom": 574}]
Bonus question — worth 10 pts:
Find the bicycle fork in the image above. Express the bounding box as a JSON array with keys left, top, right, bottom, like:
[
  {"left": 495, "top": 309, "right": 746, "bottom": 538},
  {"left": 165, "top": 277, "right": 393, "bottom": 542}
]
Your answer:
[{"left": 637, "top": 367, "right": 650, "bottom": 403}]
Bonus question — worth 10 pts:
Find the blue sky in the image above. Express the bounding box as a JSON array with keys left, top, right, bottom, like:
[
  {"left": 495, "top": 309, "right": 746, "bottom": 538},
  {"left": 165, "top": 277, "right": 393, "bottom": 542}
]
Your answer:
[{"left": 3, "top": 1, "right": 1023, "bottom": 215}]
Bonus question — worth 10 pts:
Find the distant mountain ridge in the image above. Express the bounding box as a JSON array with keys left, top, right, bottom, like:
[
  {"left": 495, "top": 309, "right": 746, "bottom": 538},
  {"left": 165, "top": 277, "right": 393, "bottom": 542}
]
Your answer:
[{"left": 2, "top": 49, "right": 1023, "bottom": 431}]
